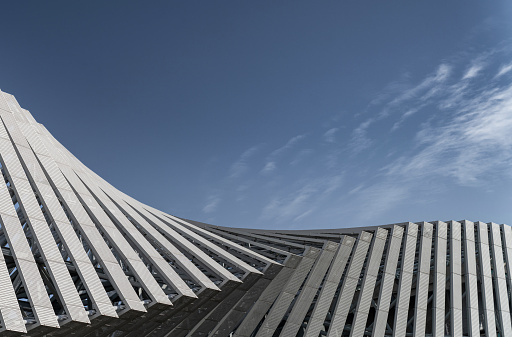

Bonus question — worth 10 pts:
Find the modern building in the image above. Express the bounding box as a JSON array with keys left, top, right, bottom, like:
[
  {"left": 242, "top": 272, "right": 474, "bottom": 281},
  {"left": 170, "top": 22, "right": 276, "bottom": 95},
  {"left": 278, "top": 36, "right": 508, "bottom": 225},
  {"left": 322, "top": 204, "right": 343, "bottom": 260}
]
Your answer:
[{"left": 0, "top": 89, "right": 509, "bottom": 337}]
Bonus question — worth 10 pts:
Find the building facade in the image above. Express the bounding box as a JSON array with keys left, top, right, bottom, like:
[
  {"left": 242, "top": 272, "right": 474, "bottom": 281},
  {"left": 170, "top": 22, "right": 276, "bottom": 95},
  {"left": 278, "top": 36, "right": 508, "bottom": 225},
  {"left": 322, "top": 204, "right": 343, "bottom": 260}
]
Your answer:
[{"left": 0, "top": 90, "right": 509, "bottom": 337}]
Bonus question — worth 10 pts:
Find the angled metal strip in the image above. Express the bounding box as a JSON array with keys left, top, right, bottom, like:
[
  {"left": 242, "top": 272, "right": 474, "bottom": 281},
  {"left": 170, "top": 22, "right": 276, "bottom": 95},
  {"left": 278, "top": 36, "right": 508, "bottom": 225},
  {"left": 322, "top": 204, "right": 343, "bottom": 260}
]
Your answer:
[
  {"left": 206, "top": 264, "right": 284, "bottom": 337},
  {"left": 279, "top": 241, "right": 338, "bottom": 337},
  {"left": 304, "top": 235, "right": 355, "bottom": 337},
  {"left": 412, "top": 222, "right": 433, "bottom": 337},
  {"left": 326, "top": 231, "right": 373, "bottom": 337},
  {"left": 103, "top": 192, "right": 219, "bottom": 292},
  {"left": 140, "top": 207, "right": 262, "bottom": 275},
  {"left": 392, "top": 222, "right": 418, "bottom": 337},
  {"left": 162, "top": 213, "right": 279, "bottom": 266},
  {"left": 114, "top": 197, "right": 241, "bottom": 283},
  {"left": 0, "top": 248, "right": 26, "bottom": 333},
  {"left": 433, "top": 221, "right": 447, "bottom": 337},
  {"left": 462, "top": 220, "right": 481, "bottom": 337},
  {"left": 371, "top": 225, "right": 404, "bottom": 337},
  {"left": 475, "top": 221, "right": 497, "bottom": 337},
  {"left": 254, "top": 246, "right": 320, "bottom": 337},
  {"left": 0, "top": 186, "right": 58, "bottom": 328},
  {"left": 350, "top": 228, "right": 388, "bottom": 337},
  {"left": 233, "top": 254, "right": 302, "bottom": 337},
  {"left": 7, "top": 116, "right": 117, "bottom": 319},
  {"left": 489, "top": 222, "right": 512, "bottom": 336},
  {"left": 73, "top": 171, "right": 194, "bottom": 300},
  {"left": 0, "top": 114, "right": 88, "bottom": 323},
  {"left": 30, "top": 129, "right": 146, "bottom": 314},
  {"left": 450, "top": 221, "right": 463, "bottom": 337},
  {"left": 58, "top": 164, "right": 169, "bottom": 306}
]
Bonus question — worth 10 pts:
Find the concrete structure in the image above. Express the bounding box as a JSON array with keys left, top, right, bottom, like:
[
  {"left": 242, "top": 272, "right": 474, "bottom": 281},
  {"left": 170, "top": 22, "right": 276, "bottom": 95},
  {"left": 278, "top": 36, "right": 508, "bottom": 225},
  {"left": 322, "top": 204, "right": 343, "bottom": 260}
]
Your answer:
[{"left": 0, "top": 89, "right": 510, "bottom": 337}]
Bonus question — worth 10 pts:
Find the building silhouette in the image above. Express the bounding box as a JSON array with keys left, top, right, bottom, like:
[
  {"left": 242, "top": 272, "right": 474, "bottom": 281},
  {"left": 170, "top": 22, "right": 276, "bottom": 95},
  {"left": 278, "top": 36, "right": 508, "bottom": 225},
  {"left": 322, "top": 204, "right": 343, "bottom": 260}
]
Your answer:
[{"left": 0, "top": 89, "right": 509, "bottom": 336}]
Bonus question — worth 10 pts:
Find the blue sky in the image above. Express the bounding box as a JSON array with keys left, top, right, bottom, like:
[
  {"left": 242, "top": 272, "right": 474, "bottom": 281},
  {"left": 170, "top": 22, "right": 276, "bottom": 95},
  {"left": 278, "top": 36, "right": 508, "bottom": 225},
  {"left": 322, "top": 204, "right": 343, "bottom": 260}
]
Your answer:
[{"left": 1, "top": 2, "right": 512, "bottom": 229}]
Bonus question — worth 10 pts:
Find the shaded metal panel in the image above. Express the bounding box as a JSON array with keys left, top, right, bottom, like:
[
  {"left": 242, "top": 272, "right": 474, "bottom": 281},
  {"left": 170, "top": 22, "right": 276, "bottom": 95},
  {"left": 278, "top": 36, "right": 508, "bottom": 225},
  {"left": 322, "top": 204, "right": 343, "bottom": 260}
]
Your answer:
[
  {"left": 413, "top": 222, "right": 433, "bottom": 337},
  {"left": 489, "top": 222, "right": 512, "bottom": 336},
  {"left": 432, "top": 221, "right": 447, "bottom": 337},
  {"left": 254, "top": 247, "right": 320, "bottom": 337},
  {"left": 279, "top": 241, "right": 338, "bottom": 337},
  {"left": 350, "top": 228, "right": 388, "bottom": 337},
  {"left": 233, "top": 255, "right": 302, "bottom": 337},
  {"left": 475, "top": 221, "right": 497, "bottom": 337},
  {"left": 393, "top": 222, "right": 418, "bottom": 337},
  {"left": 450, "top": 221, "right": 463, "bottom": 337},
  {"left": 326, "top": 231, "right": 373, "bottom": 337},
  {"left": 462, "top": 220, "right": 481, "bottom": 337},
  {"left": 303, "top": 235, "right": 355, "bottom": 337},
  {"left": 372, "top": 225, "right": 404, "bottom": 337}
]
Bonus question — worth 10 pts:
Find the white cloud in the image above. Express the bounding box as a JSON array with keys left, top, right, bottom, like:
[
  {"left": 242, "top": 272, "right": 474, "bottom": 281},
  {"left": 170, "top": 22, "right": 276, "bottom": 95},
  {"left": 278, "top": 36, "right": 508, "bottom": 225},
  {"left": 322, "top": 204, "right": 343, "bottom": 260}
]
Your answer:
[
  {"left": 462, "top": 64, "right": 483, "bottom": 79},
  {"left": 229, "top": 145, "right": 260, "bottom": 178},
  {"left": 350, "top": 118, "right": 374, "bottom": 153},
  {"left": 261, "top": 161, "right": 276, "bottom": 174},
  {"left": 496, "top": 63, "right": 512, "bottom": 78},
  {"left": 323, "top": 128, "right": 339, "bottom": 143},
  {"left": 389, "top": 64, "right": 451, "bottom": 107},
  {"left": 270, "top": 134, "right": 306, "bottom": 157},
  {"left": 260, "top": 175, "right": 343, "bottom": 224},
  {"left": 203, "top": 195, "right": 221, "bottom": 213},
  {"left": 388, "top": 75, "right": 512, "bottom": 185}
]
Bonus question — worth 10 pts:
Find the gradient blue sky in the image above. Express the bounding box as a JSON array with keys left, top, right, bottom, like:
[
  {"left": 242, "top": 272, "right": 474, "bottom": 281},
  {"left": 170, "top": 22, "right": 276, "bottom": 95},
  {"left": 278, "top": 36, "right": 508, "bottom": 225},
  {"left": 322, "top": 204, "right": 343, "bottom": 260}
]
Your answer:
[{"left": 1, "top": 2, "right": 512, "bottom": 229}]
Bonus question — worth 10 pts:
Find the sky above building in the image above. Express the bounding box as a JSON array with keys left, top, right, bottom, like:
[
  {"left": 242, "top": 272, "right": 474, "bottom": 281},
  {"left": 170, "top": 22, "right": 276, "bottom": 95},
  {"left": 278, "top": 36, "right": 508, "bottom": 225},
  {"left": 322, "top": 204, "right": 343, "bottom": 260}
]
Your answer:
[{"left": 1, "top": 2, "right": 512, "bottom": 229}]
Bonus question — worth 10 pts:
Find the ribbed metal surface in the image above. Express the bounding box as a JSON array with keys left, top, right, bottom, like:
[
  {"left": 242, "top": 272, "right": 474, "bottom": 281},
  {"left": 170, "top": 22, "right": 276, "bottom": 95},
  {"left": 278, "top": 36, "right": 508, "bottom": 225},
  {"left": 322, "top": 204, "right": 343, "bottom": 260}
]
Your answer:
[{"left": 0, "top": 89, "right": 510, "bottom": 337}]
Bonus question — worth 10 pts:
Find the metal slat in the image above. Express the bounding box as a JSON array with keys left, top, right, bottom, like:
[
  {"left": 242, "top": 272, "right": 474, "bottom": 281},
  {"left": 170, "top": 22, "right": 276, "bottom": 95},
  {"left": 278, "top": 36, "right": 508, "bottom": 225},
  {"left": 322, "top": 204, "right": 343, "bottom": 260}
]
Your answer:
[
  {"left": 303, "top": 235, "right": 355, "bottom": 337},
  {"left": 393, "top": 222, "right": 418, "bottom": 337},
  {"left": 413, "top": 222, "right": 433, "bottom": 337},
  {"left": 475, "top": 221, "right": 497, "bottom": 337},
  {"left": 450, "top": 221, "right": 463, "bottom": 337},
  {"left": 432, "top": 221, "right": 447, "bottom": 337},
  {"left": 350, "top": 228, "right": 388, "bottom": 337},
  {"left": 326, "top": 231, "right": 373, "bottom": 337},
  {"left": 489, "top": 222, "right": 512, "bottom": 336},
  {"left": 254, "top": 247, "right": 320, "bottom": 337},
  {"left": 279, "top": 241, "right": 338, "bottom": 337}
]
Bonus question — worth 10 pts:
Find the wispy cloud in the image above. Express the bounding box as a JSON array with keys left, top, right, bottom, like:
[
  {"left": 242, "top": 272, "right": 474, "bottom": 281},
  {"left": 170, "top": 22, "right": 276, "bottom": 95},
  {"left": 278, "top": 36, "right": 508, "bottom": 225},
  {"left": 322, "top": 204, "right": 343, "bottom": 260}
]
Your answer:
[
  {"left": 203, "top": 194, "right": 221, "bottom": 213},
  {"left": 261, "top": 161, "right": 276, "bottom": 174},
  {"left": 260, "top": 175, "right": 343, "bottom": 224},
  {"left": 229, "top": 145, "right": 260, "bottom": 178},
  {"left": 389, "top": 64, "right": 451, "bottom": 107},
  {"left": 462, "top": 63, "right": 484, "bottom": 79},
  {"left": 323, "top": 128, "right": 338, "bottom": 143},
  {"left": 290, "top": 149, "right": 314, "bottom": 165},
  {"left": 344, "top": 49, "right": 512, "bottom": 223},
  {"left": 270, "top": 134, "right": 306, "bottom": 157},
  {"left": 496, "top": 63, "right": 512, "bottom": 78},
  {"left": 350, "top": 118, "right": 374, "bottom": 153}
]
